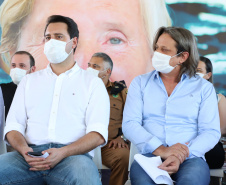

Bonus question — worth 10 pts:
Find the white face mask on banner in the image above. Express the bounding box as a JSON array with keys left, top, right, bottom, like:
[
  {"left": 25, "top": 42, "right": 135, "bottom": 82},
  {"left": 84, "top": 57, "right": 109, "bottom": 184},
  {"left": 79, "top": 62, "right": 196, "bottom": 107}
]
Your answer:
[
  {"left": 10, "top": 68, "right": 27, "bottom": 85},
  {"left": 44, "top": 39, "right": 73, "bottom": 64},
  {"left": 196, "top": 73, "right": 205, "bottom": 78},
  {"left": 152, "top": 51, "right": 183, "bottom": 74}
]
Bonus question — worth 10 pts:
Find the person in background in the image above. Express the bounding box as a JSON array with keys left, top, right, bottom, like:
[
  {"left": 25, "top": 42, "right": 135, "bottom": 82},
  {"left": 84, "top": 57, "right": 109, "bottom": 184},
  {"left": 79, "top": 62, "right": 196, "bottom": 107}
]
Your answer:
[
  {"left": 0, "top": 51, "right": 35, "bottom": 121},
  {"left": 123, "top": 27, "right": 220, "bottom": 185},
  {"left": 197, "top": 56, "right": 225, "bottom": 169},
  {"left": 87, "top": 52, "right": 129, "bottom": 185},
  {"left": 10, "top": 51, "right": 36, "bottom": 85}
]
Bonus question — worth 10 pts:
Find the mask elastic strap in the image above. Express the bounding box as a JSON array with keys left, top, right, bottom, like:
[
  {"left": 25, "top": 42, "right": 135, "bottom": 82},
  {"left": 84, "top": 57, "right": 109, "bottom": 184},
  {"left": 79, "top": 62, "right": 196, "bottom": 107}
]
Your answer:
[
  {"left": 66, "top": 38, "right": 74, "bottom": 55},
  {"left": 171, "top": 51, "right": 183, "bottom": 58}
]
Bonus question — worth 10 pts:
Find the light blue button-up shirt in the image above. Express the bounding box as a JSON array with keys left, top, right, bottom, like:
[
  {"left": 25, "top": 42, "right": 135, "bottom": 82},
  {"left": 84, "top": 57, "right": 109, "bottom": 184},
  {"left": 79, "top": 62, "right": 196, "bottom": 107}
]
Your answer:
[{"left": 122, "top": 70, "right": 220, "bottom": 159}]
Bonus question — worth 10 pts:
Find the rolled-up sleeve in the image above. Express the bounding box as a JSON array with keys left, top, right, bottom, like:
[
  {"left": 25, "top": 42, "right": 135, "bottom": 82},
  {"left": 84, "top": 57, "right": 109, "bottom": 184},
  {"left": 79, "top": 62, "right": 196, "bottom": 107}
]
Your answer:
[
  {"left": 122, "top": 76, "right": 163, "bottom": 154},
  {"left": 4, "top": 77, "right": 28, "bottom": 144},
  {"left": 85, "top": 78, "right": 110, "bottom": 146},
  {"left": 188, "top": 83, "right": 221, "bottom": 158}
]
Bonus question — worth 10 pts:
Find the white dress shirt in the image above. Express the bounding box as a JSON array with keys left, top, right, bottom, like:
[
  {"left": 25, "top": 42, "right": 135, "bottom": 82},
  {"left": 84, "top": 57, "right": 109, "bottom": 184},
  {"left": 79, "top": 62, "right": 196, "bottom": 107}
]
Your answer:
[{"left": 4, "top": 63, "right": 110, "bottom": 156}]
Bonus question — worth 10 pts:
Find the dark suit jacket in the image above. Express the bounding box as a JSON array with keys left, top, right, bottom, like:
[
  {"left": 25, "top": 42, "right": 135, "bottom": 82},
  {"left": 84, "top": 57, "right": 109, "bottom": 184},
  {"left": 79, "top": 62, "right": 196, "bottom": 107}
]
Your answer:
[{"left": 0, "top": 82, "right": 17, "bottom": 119}]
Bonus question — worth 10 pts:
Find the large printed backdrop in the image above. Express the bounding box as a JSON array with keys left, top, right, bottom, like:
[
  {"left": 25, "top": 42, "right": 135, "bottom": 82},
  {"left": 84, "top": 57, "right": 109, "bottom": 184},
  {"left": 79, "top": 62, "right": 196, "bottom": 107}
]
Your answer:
[{"left": 0, "top": 0, "right": 226, "bottom": 95}]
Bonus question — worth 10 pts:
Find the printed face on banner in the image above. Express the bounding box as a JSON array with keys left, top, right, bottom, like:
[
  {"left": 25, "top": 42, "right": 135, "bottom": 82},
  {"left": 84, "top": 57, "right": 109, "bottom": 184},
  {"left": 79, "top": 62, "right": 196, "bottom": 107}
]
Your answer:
[{"left": 15, "top": 0, "right": 152, "bottom": 85}]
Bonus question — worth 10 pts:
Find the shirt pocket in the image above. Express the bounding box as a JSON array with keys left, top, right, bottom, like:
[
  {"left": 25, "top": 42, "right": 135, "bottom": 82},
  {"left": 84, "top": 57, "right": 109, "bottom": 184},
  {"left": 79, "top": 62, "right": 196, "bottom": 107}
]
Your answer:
[{"left": 110, "top": 99, "right": 123, "bottom": 121}]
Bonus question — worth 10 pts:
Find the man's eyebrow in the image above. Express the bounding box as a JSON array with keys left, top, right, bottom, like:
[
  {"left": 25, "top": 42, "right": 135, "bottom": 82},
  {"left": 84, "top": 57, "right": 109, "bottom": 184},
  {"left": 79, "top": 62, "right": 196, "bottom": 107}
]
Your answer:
[
  {"left": 44, "top": 33, "right": 64, "bottom": 37},
  {"left": 54, "top": 33, "right": 64, "bottom": 36},
  {"left": 94, "top": 64, "right": 100, "bottom": 67}
]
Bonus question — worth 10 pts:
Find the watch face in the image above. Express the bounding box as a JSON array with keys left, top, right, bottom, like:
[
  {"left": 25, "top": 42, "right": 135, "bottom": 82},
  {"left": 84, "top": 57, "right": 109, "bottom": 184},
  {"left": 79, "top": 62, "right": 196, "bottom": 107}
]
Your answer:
[{"left": 121, "top": 135, "right": 127, "bottom": 142}]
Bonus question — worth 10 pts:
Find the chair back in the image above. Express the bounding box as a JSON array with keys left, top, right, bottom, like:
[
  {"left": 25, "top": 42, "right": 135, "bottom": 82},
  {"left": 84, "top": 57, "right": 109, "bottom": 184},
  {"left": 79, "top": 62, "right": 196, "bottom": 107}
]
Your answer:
[
  {"left": 93, "top": 146, "right": 102, "bottom": 170},
  {"left": 0, "top": 106, "right": 6, "bottom": 155},
  {"left": 128, "top": 142, "right": 139, "bottom": 171}
]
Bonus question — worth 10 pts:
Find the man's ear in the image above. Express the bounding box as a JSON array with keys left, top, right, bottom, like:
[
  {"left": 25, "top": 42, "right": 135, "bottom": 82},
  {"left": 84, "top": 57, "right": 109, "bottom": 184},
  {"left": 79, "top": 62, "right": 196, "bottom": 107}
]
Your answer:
[
  {"left": 107, "top": 68, "right": 112, "bottom": 75},
  {"left": 180, "top": 51, "right": 189, "bottom": 64},
  {"left": 206, "top": 72, "right": 212, "bottom": 80},
  {"left": 31, "top": 66, "right": 36, "bottom": 73},
  {"left": 72, "top": 37, "right": 78, "bottom": 49}
]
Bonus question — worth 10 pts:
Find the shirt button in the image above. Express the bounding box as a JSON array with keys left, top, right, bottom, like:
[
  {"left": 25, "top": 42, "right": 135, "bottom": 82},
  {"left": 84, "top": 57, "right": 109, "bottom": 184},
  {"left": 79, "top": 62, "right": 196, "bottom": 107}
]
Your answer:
[{"left": 113, "top": 104, "right": 116, "bottom": 106}]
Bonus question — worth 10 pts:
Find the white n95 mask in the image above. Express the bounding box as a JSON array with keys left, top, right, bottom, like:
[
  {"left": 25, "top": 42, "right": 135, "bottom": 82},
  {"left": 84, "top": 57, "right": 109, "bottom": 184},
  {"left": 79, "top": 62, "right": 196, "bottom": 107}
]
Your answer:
[
  {"left": 152, "top": 51, "right": 182, "bottom": 74},
  {"left": 44, "top": 39, "right": 73, "bottom": 64},
  {"left": 196, "top": 73, "right": 205, "bottom": 78},
  {"left": 10, "top": 68, "right": 27, "bottom": 85},
  {"left": 86, "top": 67, "right": 99, "bottom": 77}
]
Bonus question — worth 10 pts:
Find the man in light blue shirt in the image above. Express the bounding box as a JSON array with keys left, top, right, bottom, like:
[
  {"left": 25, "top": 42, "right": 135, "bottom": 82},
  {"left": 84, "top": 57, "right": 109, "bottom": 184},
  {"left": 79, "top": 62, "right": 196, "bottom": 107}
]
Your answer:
[{"left": 122, "top": 27, "right": 220, "bottom": 185}]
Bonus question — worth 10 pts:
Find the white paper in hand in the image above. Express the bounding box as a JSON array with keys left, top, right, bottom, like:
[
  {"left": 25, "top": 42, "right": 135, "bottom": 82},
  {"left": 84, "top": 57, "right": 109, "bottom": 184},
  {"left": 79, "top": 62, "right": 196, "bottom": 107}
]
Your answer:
[{"left": 134, "top": 154, "right": 174, "bottom": 185}]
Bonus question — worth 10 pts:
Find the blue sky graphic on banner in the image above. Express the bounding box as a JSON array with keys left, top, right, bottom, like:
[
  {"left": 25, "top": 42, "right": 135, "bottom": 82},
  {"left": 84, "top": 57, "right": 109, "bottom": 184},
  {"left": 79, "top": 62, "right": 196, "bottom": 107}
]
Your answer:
[{"left": 165, "top": 0, "right": 226, "bottom": 95}]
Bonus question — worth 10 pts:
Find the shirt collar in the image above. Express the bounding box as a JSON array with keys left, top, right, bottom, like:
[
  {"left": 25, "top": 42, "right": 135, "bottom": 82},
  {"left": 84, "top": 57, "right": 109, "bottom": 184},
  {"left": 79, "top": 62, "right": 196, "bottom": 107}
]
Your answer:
[
  {"left": 106, "top": 80, "right": 112, "bottom": 88},
  {"left": 181, "top": 73, "right": 188, "bottom": 81},
  {"left": 153, "top": 70, "right": 188, "bottom": 82},
  {"left": 46, "top": 62, "right": 80, "bottom": 77}
]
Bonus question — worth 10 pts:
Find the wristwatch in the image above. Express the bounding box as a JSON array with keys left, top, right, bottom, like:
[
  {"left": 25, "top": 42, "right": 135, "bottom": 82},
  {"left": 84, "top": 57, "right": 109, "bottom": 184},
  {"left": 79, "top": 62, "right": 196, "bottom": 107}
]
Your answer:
[{"left": 120, "top": 135, "right": 127, "bottom": 142}]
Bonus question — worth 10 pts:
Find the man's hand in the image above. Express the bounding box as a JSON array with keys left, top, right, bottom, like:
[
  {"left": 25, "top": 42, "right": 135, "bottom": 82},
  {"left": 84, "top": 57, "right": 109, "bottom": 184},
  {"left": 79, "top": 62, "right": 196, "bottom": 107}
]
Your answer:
[
  {"left": 108, "top": 136, "right": 129, "bottom": 149},
  {"left": 29, "top": 148, "right": 66, "bottom": 171},
  {"left": 153, "top": 143, "right": 189, "bottom": 163},
  {"left": 20, "top": 146, "right": 50, "bottom": 171},
  {"left": 158, "top": 155, "right": 180, "bottom": 175}
]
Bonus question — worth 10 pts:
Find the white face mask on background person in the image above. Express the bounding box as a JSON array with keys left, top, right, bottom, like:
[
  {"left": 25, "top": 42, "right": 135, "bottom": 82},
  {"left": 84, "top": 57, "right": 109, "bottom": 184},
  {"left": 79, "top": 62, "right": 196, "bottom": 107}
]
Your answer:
[
  {"left": 86, "top": 67, "right": 99, "bottom": 77},
  {"left": 152, "top": 51, "right": 183, "bottom": 74},
  {"left": 196, "top": 73, "right": 206, "bottom": 78},
  {"left": 10, "top": 68, "right": 27, "bottom": 85},
  {"left": 86, "top": 67, "right": 107, "bottom": 79},
  {"left": 98, "top": 69, "right": 107, "bottom": 79},
  {"left": 44, "top": 39, "right": 73, "bottom": 64}
]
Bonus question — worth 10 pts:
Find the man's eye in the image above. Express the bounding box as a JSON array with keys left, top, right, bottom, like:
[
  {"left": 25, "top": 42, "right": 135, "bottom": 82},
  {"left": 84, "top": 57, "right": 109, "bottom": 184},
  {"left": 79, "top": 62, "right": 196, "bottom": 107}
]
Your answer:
[
  {"left": 162, "top": 48, "right": 167, "bottom": 52},
  {"left": 45, "top": 37, "right": 50, "bottom": 41},
  {"left": 109, "top": 38, "right": 122, "bottom": 45}
]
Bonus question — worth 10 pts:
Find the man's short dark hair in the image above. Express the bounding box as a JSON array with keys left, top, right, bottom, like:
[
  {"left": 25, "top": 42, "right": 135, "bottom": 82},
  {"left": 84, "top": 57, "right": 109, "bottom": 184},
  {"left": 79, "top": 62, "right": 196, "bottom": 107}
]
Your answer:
[
  {"left": 92, "top": 52, "right": 113, "bottom": 72},
  {"left": 44, "top": 15, "right": 79, "bottom": 53},
  {"left": 12, "top": 51, "right": 35, "bottom": 67}
]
